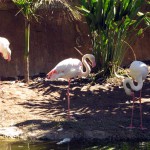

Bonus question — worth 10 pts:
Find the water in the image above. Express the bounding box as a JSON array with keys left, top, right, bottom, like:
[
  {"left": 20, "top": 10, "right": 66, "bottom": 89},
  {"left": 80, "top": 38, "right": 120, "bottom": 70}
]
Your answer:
[{"left": 0, "top": 140, "right": 150, "bottom": 150}]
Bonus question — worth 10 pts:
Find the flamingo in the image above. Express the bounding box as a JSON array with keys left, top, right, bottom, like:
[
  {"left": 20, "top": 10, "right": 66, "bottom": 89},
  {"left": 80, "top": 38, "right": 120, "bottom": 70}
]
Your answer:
[
  {"left": 46, "top": 54, "right": 96, "bottom": 119},
  {"left": 123, "top": 61, "right": 148, "bottom": 129},
  {"left": 0, "top": 37, "right": 11, "bottom": 61}
]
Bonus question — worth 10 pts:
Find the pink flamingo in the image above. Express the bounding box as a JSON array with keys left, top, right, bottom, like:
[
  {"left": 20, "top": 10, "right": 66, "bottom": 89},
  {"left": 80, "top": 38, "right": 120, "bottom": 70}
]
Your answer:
[
  {"left": 47, "top": 54, "right": 96, "bottom": 119},
  {"left": 123, "top": 61, "right": 148, "bottom": 129},
  {"left": 0, "top": 37, "right": 11, "bottom": 61}
]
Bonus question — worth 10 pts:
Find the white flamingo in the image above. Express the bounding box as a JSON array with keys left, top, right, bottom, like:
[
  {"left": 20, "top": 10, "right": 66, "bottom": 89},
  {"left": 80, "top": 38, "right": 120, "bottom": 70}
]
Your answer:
[
  {"left": 46, "top": 54, "right": 96, "bottom": 119},
  {"left": 123, "top": 60, "right": 148, "bottom": 129},
  {"left": 0, "top": 37, "right": 11, "bottom": 61}
]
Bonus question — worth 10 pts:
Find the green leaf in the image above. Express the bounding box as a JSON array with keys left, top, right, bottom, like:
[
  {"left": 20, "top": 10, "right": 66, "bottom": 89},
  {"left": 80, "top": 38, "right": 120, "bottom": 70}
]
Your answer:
[
  {"left": 78, "top": 6, "right": 90, "bottom": 14},
  {"left": 138, "top": 28, "right": 143, "bottom": 35},
  {"left": 137, "top": 11, "right": 144, "bottom": 16},
  {"left": 79, "top": 0, "right": 148, "bottom": 78},
  {"left": 144, "top": 17, "right": 150, "bottom": 26}
]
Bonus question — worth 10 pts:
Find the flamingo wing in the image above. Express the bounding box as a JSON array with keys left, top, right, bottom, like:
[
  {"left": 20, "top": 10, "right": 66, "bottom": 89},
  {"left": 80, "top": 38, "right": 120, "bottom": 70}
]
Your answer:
[{"left": 47, "top": 58, "right": 83, "bottom": 80}]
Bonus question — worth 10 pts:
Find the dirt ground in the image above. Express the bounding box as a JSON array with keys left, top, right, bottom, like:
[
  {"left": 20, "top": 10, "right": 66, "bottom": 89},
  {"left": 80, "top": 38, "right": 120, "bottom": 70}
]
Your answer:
[{"left": 0, "top": 66, "right": 150, "bottom": 143}]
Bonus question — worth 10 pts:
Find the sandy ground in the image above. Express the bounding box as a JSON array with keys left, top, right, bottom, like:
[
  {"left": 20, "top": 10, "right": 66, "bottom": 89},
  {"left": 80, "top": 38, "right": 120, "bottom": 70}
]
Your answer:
[{"left": 0, "top": 67, "right": 150, "bottom": 143}]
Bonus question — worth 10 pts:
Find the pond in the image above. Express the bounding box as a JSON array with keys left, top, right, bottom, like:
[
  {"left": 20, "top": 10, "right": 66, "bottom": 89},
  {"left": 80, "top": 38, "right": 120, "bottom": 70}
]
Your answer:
[{"left": 0, "top": 140, "right": 150, "bottom": 150}]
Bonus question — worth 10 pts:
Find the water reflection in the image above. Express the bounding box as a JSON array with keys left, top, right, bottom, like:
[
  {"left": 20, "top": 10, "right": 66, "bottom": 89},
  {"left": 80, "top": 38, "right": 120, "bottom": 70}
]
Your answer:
[{"left": 0, "top": 140, "right": 150, "bottom": 150}]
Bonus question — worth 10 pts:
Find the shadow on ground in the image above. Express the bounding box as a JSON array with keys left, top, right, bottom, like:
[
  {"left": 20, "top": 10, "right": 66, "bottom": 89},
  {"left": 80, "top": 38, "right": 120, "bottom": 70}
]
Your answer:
[{"left": 9, "top": 72, "right": 150, "bottom": 141}]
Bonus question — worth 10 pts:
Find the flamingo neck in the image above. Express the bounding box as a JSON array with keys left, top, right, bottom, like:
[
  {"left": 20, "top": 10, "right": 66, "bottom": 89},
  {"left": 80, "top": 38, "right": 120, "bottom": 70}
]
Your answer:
[
  {"left": 81, "top": 55, "right": 91, "bottom": 77},
  {"left": 123, "top": 76, "right": 143, "bottom": 95}
]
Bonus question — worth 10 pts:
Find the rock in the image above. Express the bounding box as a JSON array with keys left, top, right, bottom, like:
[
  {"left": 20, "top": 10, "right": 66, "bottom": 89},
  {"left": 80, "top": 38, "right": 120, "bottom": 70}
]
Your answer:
[
  {"left": 56, "top": 138, "right": 71, "bottom": 145},
  {"left": 0, "top": 126, "right": 23, "bottom": 138},
  {"left": 57, "top": 128, "right": 63, "bottom": 132}
]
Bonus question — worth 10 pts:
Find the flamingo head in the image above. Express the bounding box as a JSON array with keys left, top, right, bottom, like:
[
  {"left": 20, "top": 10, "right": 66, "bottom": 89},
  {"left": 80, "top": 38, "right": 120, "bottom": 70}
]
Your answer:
[
  {"left": 0, "top": 37, "right": 11, "bottom": 61},
  {"left": 46, "top": 69, "right": 57, "bottom": 80},
  {"left": 123, "top": 78, "right": 134, "bottom": 96},
  {"left": 87, "top": 54, "right": 96, "bottom": 68},
  {"left": 124, "top": 88, "right": 132, "bottom": 96}
]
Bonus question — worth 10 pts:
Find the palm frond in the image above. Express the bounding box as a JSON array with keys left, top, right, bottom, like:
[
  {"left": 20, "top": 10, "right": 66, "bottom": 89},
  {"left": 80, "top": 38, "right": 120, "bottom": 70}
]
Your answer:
[{"left": 40, "top": 0, "right": 81, "bottom": 20}]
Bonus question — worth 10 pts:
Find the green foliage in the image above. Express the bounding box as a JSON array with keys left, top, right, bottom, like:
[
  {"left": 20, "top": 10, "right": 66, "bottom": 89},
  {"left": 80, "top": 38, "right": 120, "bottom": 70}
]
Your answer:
[
  {"left": 12, "top": 0, "right": 44, "bottom": 57},
  {"left": 12, "top": 0, "right": 42, "bottom": 21},
  {"left": 12, "top": 0, "right": 44, "bottom": 82},
  {"left": 78, "top": 0, "right": 149, "bottom": 79}
]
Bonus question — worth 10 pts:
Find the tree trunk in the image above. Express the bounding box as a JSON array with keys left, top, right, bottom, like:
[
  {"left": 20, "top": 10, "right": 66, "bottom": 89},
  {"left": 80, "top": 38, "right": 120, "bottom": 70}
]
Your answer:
[{"left": 24, "top": 19, "right": 30, "bottom": 83}]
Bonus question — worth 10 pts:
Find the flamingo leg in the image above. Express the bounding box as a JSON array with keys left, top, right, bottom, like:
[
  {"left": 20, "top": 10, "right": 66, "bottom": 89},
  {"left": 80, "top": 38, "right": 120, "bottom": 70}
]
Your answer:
[
  {"left": 67, "top": 79, "right": 71, "bottom": 120},
  {"left": 128, "top": 92, "right": 135, "bottom": 129},
  {"left": 139, "top": 90, "right": 146, "bottom": 130}
]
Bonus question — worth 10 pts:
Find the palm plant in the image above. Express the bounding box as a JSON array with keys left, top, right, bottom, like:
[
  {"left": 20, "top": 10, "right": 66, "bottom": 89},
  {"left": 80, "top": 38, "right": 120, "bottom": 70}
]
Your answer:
[
  {"left": 78, "top": 0, "right": 149, "bottom": 79},
  {"left": 13, "top": 0, "right": 42, "bottom": 83},
  {"left": 13, "top": 0, "right": 80, "bottom": 83}
]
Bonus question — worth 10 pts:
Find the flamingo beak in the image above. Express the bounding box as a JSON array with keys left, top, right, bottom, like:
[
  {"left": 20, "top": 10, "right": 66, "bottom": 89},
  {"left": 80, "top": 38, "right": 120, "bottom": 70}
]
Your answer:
[
  {"left": 7, "top": 53, "right": 11, "bottom": 62},
  {"left": 46, "top": 73, "right": 51, "bottom": 79},
  {"left": 46, "top": 70, "right": 57, "bottom": 79},
  {"left": 1, "top": 48, "right": 11, "bottom": 61},
  {"left": 92, "top": 61, "right": 96, "bottom": 68},
  {"left": 89, "top": 60, "right": 96, "bottom": 68}
]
